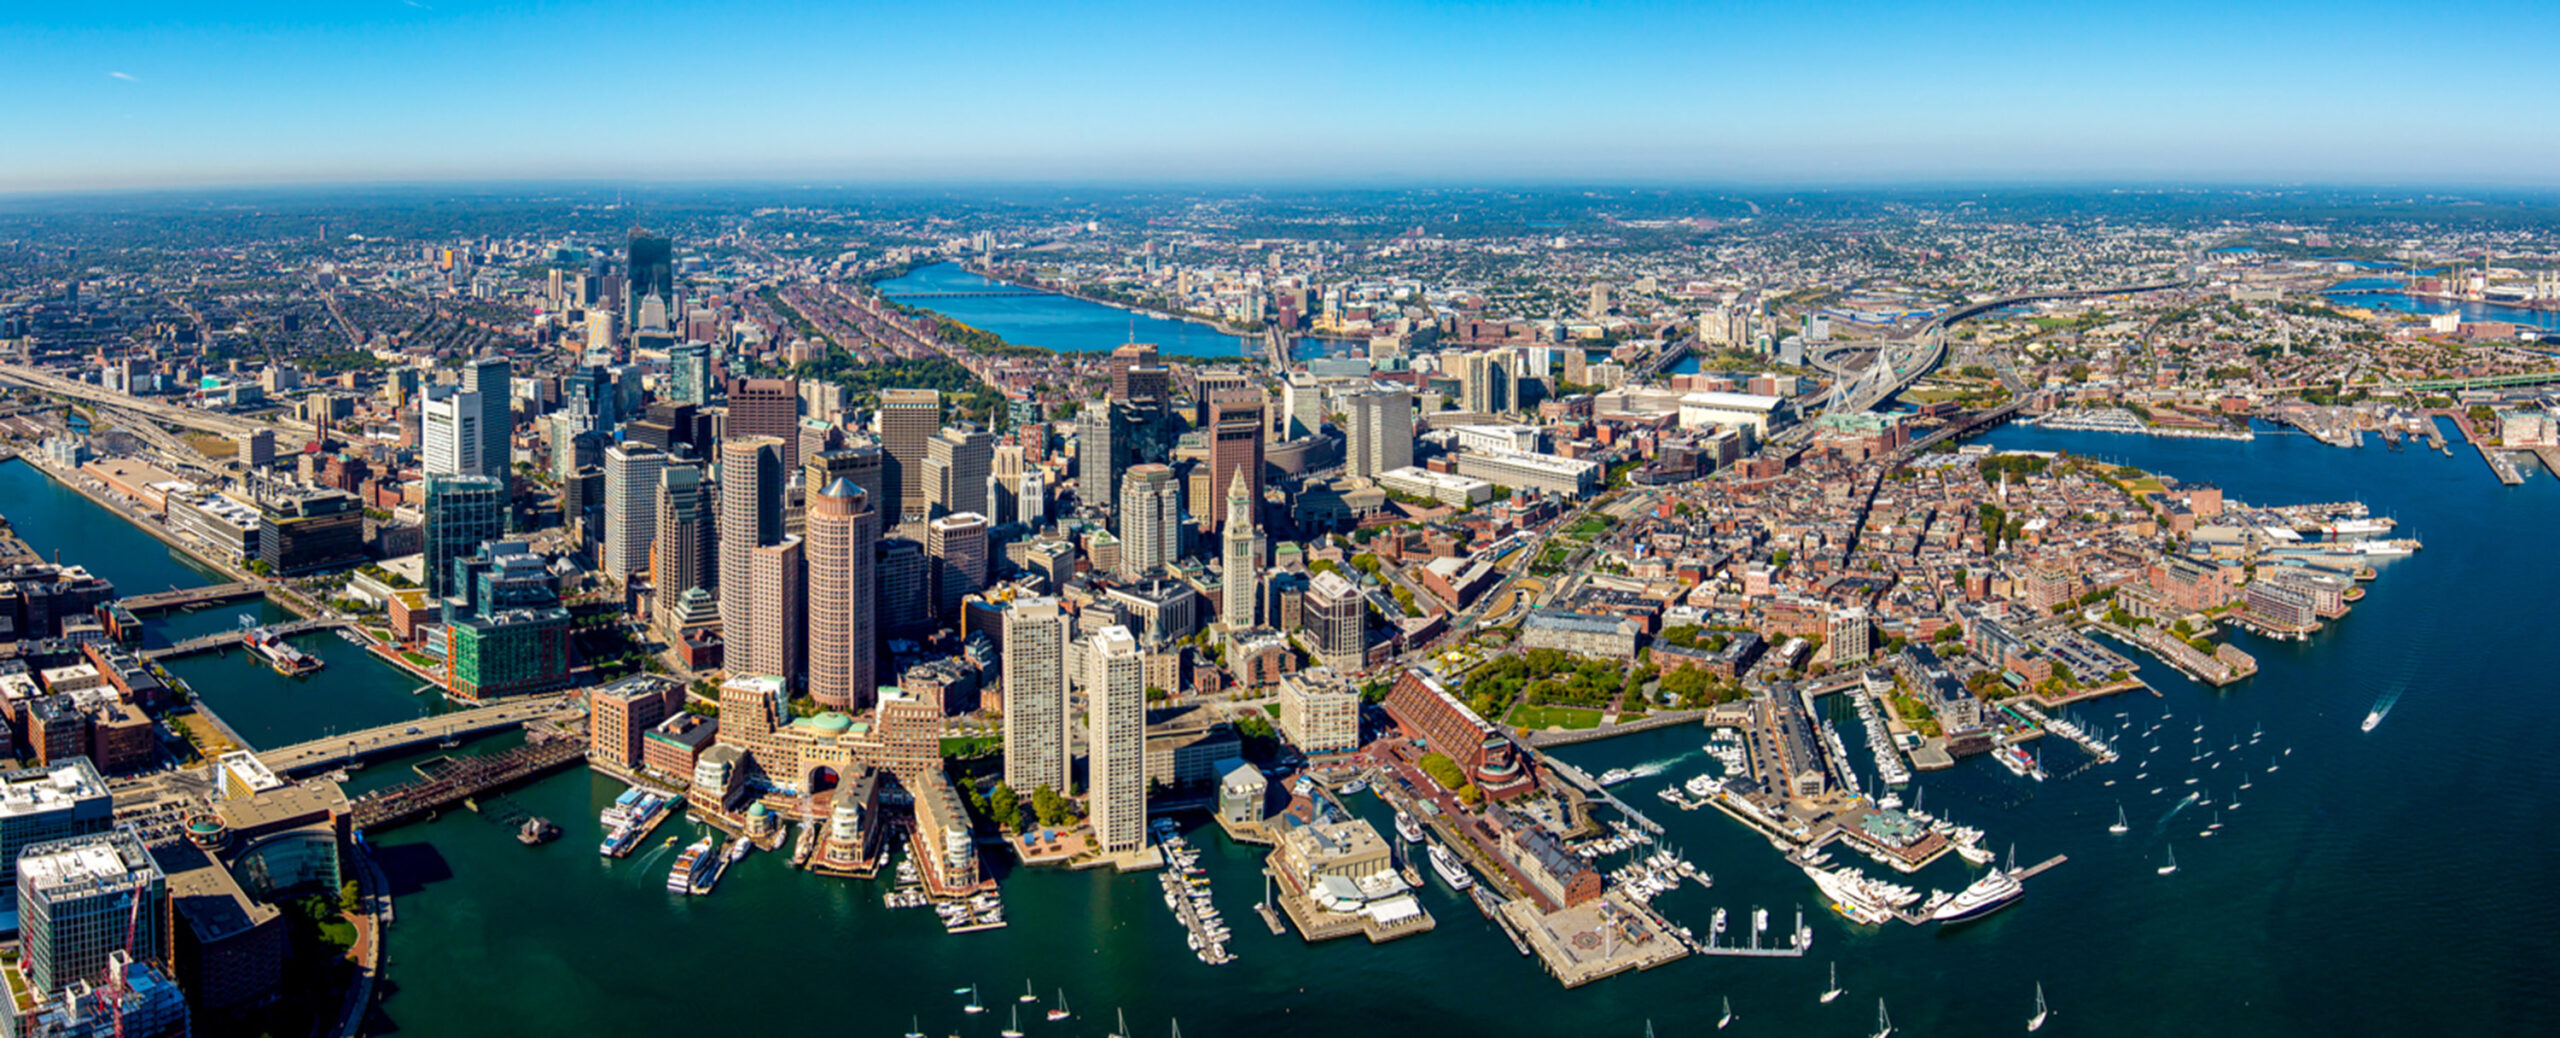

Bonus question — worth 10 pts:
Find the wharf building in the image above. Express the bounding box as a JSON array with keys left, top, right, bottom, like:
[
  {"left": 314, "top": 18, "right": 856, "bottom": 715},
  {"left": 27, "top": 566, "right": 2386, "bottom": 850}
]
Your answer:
[
  {"left": 588, "top": 675, "right": 685, "bottom": 777},
  {"left": 1278, "top": 668, "right": 1362, "bottom": 756},
  {"left": 1382, "top": 671, "right": 1536, "bottom": 801},
  {"left": 1491, "top": 808, "right": 1603, "bottom": 909},
  {"left": 0, "top": 564, "right": 118, "bottom": 642}
]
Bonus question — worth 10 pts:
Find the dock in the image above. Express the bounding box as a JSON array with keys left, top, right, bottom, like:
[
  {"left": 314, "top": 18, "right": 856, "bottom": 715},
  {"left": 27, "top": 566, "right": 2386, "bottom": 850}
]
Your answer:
[
  {"left": 1503, "top": 892, "right": 1689, "bottom": 988},
  {"left": 347, "top": 737, "right": 587, "bottom": 831},
  {"left": 1692, "top": 906, "right": 1812, "bottom": 958}
]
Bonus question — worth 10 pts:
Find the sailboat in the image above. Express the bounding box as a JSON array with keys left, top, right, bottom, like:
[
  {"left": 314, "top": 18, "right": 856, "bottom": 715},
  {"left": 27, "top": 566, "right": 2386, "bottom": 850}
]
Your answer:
[
  {"left": 1021, "top": 980, "right": 1040, "bottom": 1004},
  {"left": 2157, "top": 844, "right": 2178, "bottom": 875},
  {"left": 1002, "top": 1007, "right": 1024, "bottom": 1038},
  {"left": 965, "top": 985, "right": 985, "bottom": 1014},
  {"left": 1821, "top": 961, "right": 1844, "bottom": 1003},
  {"left": 1048, "top": 989, "right": 1072, "bottom": 1023},
  {"left": 906, "top": 1016, "right": 925, "bottom": 1038},
  {"left": 1872, "top": 998, "right": 1895, "bottom": 1038},
  {"left": 2108, "top": 803, "right": 2129, "bottom": 834},
  {"left": 2028, "top": 982, "right": 2050, "bottom": 1032},
  {"left": 1718, "top": 997, "right": 1735, "bottom": 1030},
  {"left": 1109, "top": 1009, "right": 1131, "bottom": 1038}
]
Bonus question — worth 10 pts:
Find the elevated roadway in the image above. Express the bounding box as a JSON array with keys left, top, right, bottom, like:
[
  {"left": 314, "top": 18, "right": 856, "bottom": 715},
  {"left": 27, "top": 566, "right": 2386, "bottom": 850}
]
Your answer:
[{"left": 259, "top": 694, "right": 578, "bottom": 774}]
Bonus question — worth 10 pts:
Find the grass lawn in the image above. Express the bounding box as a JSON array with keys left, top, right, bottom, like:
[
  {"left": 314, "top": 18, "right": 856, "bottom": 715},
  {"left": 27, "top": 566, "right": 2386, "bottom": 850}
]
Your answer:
[
  {"left": 1507, "top": 704, "right": 1604, "bottom": 730},
  {"left": 939, "top": 735, "right": 1002, "bottom": 758},
  {"left": 2125, "top": 477, "right": 2167, "bottom": 494},
  {"left": 398, "top": 651, "right": 438, "bottom": 669}
]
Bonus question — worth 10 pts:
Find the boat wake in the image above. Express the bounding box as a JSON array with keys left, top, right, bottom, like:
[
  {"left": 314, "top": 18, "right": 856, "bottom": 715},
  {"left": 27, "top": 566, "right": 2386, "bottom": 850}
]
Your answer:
[
  {"left": 2157, "top": 792, "right": 2201, "bottom": 828},
  {"left": 1620, "top": 751, "right": 1697, "bottom": 781},
  {"left": 2363, "top": 688, "right": 2401, "bottom": 732}
]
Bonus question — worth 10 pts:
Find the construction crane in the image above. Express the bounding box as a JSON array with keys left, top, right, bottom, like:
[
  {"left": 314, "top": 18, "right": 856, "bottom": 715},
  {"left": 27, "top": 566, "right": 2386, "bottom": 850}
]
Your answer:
[{"left": 105, "top": 876, "right": 147, "bottom": 1038}]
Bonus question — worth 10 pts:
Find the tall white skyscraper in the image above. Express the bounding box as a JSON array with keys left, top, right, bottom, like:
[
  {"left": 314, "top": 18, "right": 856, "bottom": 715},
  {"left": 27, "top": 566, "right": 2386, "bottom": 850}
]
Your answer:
[
  {"left": 1345, "top": 388, "right": 1414, "bottom": 479},
  {"left": 421, "top": 385, "right": 485, "bottom": 477},
  {"left": 1221, "top": 468, "right": 1258, "bottom": 627},
  {"left": 1002, "top": 597, "right": 1072, "bottom": 797},
  {"left": 1085, "top": 624, "right": 1146, "bottom": 855},
  {"left": 1116, "top": 463, "right": 1181, "bottom": 578},
  {"left": 601, "top": 443, "right": 664, "bottom": 582}
]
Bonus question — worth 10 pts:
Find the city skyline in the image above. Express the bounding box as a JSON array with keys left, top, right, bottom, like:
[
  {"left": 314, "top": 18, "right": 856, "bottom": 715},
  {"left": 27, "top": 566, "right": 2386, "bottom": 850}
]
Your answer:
[{"left": 7, "top": 0, "right": 2560, "bottom": 192}]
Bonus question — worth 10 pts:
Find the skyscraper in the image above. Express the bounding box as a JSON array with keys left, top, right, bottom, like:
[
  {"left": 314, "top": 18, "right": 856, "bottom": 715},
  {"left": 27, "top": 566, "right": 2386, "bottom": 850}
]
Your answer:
[
  {"left": 1085, "top": 625, "right": 1146, "bottom": 855},
  {"left": 1109, "top": 343, "right": 1169, "bottom": 404},
  {"left": 423, "top": 474, "right": 506, "bottom": 600},
  {"left": 925, "top": 512, "right": 989, "bottom": 622},
  {"left": 727, "top": 377, "right": 803, "bottom": 472},
  {"left": 1281, "top": 373, "right": 1325, "bottom": 440},
  {"left": 421, "top": 385, "right": 484, "bottom": 477},
  {"left": 924, "top": 424, "right": 997, "bottom": 519},
  {"left": 744, "top": 537, "right": 806, "bottom": 687},
  {"left": 806, "top": 445, "right": 887, "bottom": 519},
  {"left": 1116, "top": 464, "right": 1181, "bottom": 578},
  {"left": 627, "top": 228, "right": 674, "bottom": 324},
  {"left": 601, "top": 443, "right": 665, "bottom": 583},
  {"left": 1204, "top": 389, "right": 1264, "bottom": 535},
  {"left": 877, "top": 537, "right": 928, "bottom": 635},
  {"left": 1344, "top": 389, "right": 1414, "bottom": 479},
  {"left": 805, "top": 479, "right": 880, "bottom": 710},
  {"left": 1001, "top": 597, "right": 1071, "bottom": 797},
  {"left": 877, "top": 389, "right": 944, "bottom": 524},
  {"left": 719, "top": 436, "right": 787, "bottom": 665},
  {"left": 462, "top": 355, "right": 512, "bottom": 478},
  {"left": 1458, "top": 349, "right": 1513, "bottom": 415},
  {"left": 1306, "top": 570, "right": 1367, "bottom": 671},
  {"left": 668, "top": 341, "right": 714, "bottom": 406},
  {"left": 651, "top": 461, "right": 715, "bottom": 635},
  {"left": 1221, "top": 468, "right": 1259, "bottom": 628}
]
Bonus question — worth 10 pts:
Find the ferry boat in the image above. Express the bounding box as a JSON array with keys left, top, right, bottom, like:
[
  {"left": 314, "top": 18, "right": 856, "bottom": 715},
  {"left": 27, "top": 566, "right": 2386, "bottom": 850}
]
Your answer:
[
  {"left": 1339, "top": 779, "right": 1368, "bottom": 796},
  {"left": 1428, "top": 843, "right": 1475, "bottom": 891},
  {"left": 1597, "top": 768, "right": 1637, "bottom": 787},
  {"left": 1393, "top": 812, "right": 1424, "bottom": 844},
  {"left": 666, "top": 836, "right": 714, "bottom": 894},
  {"left": 598, "top": 791, "right": 671, "bottom": 857},
  {"left": 1930, "top": 868, "right": 2024, "bottom": 925},
  {"left": 693, "top": 836, "right": 745, "bottom": 895},
  {"left": 242, "top": 626, "right": 322, "bottom": 676}
]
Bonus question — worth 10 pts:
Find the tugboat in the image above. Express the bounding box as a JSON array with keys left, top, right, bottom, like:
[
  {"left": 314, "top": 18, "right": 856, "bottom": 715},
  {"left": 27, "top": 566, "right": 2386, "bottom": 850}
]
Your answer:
[{"left": 516, "top": 816, "right": 561, "bottom": 846}]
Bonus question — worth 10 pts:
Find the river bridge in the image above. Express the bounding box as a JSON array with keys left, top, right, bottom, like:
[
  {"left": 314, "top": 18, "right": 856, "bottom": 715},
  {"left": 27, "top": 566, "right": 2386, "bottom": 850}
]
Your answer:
[
  {"left": 884, "top": 290, "right": 1053, "bottom": 299},
  {"left": 346, "top": 736, "right": 589, "bottom": 831},
  {"left": 120, "top": 582, "right": 266, "bottom": 612},
  {"left": 260, "top": 695, "right": 579, "bottom": 774},
  {"left": 141, "top": 616, "right": 347, "bottom": 661}
]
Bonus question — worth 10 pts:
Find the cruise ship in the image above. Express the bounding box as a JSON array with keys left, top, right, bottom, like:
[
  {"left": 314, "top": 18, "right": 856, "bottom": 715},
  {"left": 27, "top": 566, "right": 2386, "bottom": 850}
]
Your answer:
[
  {"left": 1428, "top": 843, "right": 1475, "bottom": 891},
  {"left": 1930, "top": 869, "right": 2025, "bottom": 925},
  {"left": 666, "top": 836, "right": 714, "bottom": 894}
]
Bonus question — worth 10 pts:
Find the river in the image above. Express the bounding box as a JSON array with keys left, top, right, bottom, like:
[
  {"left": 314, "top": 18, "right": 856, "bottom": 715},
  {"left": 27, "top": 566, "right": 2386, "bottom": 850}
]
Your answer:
[
  {"left": 875, "top": 263, "right": 1352, "bottom": 361},
  {"left": 2324, "top": 278, "right": 2560, "bottom": 334},
  {"left": 10, "top": 418, "right": 2558, "bottom": 1034}
]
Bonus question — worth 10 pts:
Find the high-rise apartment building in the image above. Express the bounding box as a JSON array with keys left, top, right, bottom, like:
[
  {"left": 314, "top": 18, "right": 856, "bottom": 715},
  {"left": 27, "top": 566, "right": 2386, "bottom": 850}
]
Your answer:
[
  {"left": 805, "top": 480, "right": 880, "bottom": 710},
  {"left": 727, "top": 377, "right": 803, "bottom": 472},
  {"left": 423, "top": 474, "right": 506, "bottom": 600},
  {"left": 1344, "top": 389, "right": 1414, "bottom": 479},
  {"left": 1085, "top": 626, "right": 1146, "bottom": 855},
  {"left": 1221, "top": 469, "right": 1259, "bottom": 628},
  {"left": 925, "top": 512, "right": 989, "bottom": 622},
  {"left": 421, "top": 385, "right": 485, "bottom": 477},
  {"left": 601, "top": 443, "right": 665, "bottom": 583},
  {"left": 875, "top": 389, "right": 944, "bottom": 524},
  {"left": 1458, "top": 349, "right": 1513, "bottom": 415},
  {"left": 1116, "top": 464, "right": 1181, "bottom": 578},
  {"left": 1000, "top": 598, "right": 1072, "bottom": 797},
  {"left": 651, "top": 462, "right": 715, "bottom": 635},
  {"left": 1204, "top": 389, "right": 1264, "bottom": 534}
]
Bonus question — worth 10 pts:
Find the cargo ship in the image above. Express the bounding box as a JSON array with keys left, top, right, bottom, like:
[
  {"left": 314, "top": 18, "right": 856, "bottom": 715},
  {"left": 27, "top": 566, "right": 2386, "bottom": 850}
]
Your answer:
[{"left": 242, "top": 626, "right": 322, "bottom": 676}]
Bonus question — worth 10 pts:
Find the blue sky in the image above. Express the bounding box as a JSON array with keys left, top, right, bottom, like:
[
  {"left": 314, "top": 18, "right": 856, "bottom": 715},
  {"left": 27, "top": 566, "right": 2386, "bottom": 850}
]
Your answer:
[{"left": 6, "top": 0, "right": 2558, "bottom": 191}]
